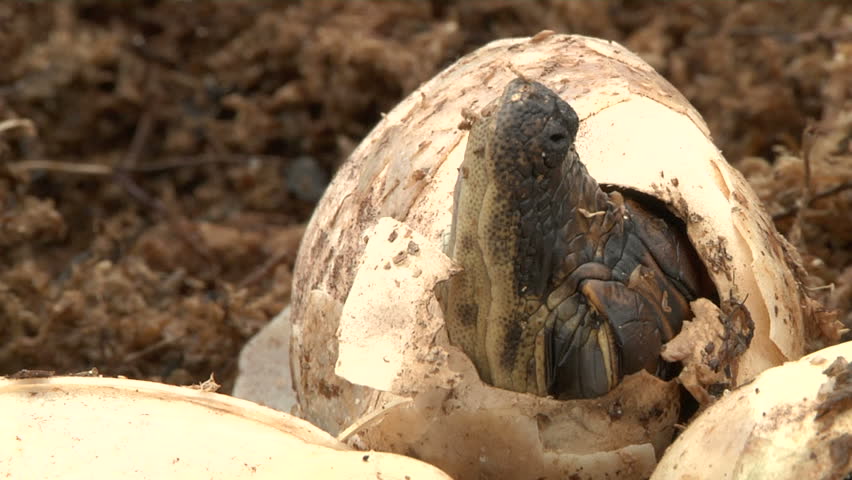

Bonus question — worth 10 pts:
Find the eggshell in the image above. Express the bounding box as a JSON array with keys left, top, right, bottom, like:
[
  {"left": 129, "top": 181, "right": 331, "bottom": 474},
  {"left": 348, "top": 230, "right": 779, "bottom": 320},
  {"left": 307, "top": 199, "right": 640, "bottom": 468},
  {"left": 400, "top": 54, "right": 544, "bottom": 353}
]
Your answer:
[
  {"left": 652, "top": 341, "right": 852, "bottom": 479},
  {"left": 0, "top": 376, "right": 451, "bottom": 479},
  {"left": 290, "top": 33, "right": 831, "bottom": 479}
]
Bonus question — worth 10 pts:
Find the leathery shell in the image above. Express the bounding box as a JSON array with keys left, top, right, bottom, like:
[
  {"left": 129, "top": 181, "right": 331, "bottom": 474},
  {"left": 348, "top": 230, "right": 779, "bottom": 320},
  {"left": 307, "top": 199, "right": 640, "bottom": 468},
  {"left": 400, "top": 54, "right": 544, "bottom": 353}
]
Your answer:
[{"left": 289, "top": 33, "right": 834, "bottom": 479}]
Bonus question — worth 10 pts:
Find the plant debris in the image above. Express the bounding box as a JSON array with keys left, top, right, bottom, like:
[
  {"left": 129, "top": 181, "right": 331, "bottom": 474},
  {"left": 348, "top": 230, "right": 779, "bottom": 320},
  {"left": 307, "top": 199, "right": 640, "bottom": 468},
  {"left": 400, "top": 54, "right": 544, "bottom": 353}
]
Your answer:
[{"left": 0, "top": 1, "right": 849, "bottom": 392}]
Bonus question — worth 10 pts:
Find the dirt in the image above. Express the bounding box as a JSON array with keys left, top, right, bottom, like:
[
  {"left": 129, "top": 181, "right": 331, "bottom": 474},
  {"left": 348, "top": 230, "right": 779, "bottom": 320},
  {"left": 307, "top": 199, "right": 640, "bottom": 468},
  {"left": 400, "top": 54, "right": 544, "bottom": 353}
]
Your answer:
[{"left": 1, "top": 1, "right": 850, "bottom": 393}]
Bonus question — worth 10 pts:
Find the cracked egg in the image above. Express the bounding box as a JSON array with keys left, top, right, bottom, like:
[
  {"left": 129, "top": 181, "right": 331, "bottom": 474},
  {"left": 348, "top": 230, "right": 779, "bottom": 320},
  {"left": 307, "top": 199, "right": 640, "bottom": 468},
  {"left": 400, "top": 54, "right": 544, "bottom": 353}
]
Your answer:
[{"left": 288, "top": 33, "right": 838, "bottom": 479}]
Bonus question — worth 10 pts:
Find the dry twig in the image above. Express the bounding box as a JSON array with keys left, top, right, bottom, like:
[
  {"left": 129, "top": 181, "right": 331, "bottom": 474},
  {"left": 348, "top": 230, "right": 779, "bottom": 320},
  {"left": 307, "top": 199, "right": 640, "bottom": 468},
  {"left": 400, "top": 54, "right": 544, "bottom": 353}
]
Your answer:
[{"left": 8, "top": 154, "right": 283, "bottom": 176}]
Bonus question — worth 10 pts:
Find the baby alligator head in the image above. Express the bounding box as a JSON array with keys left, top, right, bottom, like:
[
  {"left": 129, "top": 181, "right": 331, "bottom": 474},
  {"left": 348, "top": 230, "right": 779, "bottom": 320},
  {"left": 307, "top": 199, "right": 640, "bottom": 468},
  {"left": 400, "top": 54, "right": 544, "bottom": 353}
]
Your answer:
[{"left": 441, "top": 78, "right": 712, "bottom": 399}]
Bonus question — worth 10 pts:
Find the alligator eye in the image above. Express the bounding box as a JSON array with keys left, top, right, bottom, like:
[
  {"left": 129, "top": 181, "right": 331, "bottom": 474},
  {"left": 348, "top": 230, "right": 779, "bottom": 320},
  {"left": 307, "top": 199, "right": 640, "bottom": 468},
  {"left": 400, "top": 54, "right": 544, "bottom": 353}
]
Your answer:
[{"left": 549, "top": 133, "right": 566, "bottom": 143}]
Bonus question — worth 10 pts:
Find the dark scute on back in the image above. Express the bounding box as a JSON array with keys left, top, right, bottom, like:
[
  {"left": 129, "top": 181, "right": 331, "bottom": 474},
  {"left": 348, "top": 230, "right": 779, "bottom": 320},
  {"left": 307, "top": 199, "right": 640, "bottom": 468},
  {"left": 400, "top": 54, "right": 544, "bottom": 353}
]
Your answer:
[{"left": 546, "top": 301, "right": 612, "bottom": 398}]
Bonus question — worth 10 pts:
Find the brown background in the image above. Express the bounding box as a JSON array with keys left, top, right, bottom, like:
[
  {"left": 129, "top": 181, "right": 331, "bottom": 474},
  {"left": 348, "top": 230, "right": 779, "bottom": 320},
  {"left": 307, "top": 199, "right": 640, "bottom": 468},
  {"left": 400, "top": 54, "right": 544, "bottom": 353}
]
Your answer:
[{"left": 1, "top": 1, "right": 849, "bottom": 392}]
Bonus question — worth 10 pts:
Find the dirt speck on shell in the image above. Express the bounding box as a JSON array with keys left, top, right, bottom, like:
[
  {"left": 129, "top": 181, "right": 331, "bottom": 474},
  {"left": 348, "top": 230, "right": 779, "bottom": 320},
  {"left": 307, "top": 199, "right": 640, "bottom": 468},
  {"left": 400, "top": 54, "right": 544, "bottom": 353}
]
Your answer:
[{"left": 1, "top": 1, "right": 849, "bottom": 391}]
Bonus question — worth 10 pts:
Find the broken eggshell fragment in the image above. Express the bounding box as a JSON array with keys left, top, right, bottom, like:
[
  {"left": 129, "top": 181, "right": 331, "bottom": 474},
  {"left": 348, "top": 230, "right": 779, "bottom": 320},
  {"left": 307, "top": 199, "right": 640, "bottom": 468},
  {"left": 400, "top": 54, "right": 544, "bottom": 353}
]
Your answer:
[{"left": 289, "top": 33, "right": 833, "bottom": 479}]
